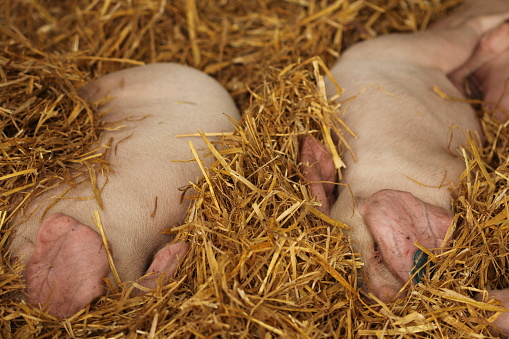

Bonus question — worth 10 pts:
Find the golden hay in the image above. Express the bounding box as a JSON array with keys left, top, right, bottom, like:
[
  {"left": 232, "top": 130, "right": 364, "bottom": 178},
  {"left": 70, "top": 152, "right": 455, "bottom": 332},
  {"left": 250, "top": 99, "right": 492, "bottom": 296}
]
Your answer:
[{"left": 1, "top": 0, "right": 509, "bottom": 338}]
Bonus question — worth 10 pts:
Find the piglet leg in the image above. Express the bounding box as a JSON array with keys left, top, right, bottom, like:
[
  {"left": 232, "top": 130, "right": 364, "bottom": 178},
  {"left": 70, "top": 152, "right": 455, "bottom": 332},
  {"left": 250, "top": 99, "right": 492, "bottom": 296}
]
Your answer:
[
  {"left": 449, "top": 22, "right": 509, "bottom": 92},
  {"left": 135, "top": 242, "right": 189, "bottom": 293},
  {"left": 25, "top": 213, "right": 110, "bottom": 317}
]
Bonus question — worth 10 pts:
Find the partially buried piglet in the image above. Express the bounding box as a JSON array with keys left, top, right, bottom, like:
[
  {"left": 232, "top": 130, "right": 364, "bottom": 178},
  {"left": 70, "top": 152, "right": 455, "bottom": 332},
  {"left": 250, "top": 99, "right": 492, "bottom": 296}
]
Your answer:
[
  {"left": 9, "top": 63, "right": 240, "bottom": 317},
  {"left": 300, "top": 10, "right": 509, "bottom": 302}
]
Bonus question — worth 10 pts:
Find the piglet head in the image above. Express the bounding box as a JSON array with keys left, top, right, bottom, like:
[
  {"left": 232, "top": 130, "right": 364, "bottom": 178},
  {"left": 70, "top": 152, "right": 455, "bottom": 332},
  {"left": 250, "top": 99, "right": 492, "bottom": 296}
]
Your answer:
[{"left": 300, "top": 135, "right": 452, "bottom": 301}]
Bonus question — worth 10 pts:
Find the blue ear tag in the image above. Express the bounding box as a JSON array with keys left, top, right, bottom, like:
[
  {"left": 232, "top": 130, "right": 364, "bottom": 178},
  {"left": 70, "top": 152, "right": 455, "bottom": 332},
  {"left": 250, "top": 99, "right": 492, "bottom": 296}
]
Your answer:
[{"left": 412, "top": 249, "right": 436, "bottom": 284}]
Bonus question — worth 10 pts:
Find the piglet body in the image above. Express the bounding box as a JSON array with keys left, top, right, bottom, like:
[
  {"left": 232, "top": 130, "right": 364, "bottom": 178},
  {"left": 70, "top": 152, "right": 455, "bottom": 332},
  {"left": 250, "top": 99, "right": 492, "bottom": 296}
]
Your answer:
[
  {"left": 10, "top": 63, "right": 240, "bottom": 316},
  {"left": 301, "top": 12, "right": 509, "bottom": 301}
]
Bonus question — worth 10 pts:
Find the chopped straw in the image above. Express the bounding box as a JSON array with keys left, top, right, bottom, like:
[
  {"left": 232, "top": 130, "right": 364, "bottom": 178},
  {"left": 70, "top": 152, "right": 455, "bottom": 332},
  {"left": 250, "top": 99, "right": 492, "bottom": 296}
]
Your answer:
[{"left": 2, "top": 0, "right": 509, "bottom": 337}]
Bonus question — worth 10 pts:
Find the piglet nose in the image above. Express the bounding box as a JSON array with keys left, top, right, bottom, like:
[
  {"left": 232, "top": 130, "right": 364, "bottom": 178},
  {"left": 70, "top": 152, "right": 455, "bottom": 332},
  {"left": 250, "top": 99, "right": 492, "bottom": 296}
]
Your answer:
[{"left": 412, "top": 249, "right": 436, "bottom": 284}]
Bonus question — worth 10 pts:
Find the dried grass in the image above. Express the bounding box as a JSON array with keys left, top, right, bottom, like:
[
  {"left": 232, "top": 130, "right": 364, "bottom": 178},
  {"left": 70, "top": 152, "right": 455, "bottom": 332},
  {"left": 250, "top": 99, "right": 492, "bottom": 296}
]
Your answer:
[{"left": 1, "top": 0, "right": 508, "bottom": 338}]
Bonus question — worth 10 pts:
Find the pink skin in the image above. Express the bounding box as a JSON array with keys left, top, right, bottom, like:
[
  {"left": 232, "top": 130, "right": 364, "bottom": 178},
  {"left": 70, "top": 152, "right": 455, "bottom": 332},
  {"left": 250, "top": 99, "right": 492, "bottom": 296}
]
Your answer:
[
  {"left": 11, "top": 63, "right": 240, "bottom": 317},
  {"left": 357, "top": 190, "right": 451, "bottom": 284},
  {"left": 475, "top": 47, "right": 509, "bottom": 122},
  {"left": 430, "top": 0, "right": 509, "bottom": 30},
  {"left": 301, "top": 6, "right": 509, "bottom": 304},
  {"left": 432, "top": 0, "right": 509, "bottom": 121},
  {"left": 25, "top": 213, "right": 109, "bottom": 317},
  {"left": 299, "top": 136, "right": 337, "bottom": 215},
  {"left": 449, "top": 22, "right": 509, "bottom": 122},
  {"left": 135, "top": 242, "right": 190, "bottom": 292},
  {"left": 436, "top": 2, "right": 509, "bottom": 336},
  {"left": 26, "top": 214, "right": 190, "bottom": 316}
]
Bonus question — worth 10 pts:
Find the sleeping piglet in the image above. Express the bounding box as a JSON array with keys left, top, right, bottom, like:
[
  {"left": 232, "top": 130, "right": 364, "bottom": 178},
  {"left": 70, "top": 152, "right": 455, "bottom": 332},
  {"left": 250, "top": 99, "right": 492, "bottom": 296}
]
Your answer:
[
  {"left": 9, "top": 63, "right": 240, "bottom": 317},
  {"left": 300, "top": 8, "right": 509, "bottom": 304}
]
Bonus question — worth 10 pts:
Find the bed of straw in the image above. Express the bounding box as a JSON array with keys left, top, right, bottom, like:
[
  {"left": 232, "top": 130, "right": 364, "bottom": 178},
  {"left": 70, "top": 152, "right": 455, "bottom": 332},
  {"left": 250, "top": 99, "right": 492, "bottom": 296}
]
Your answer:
[{"left": 1, "top": 0, "right": 509, "bottom": 337}]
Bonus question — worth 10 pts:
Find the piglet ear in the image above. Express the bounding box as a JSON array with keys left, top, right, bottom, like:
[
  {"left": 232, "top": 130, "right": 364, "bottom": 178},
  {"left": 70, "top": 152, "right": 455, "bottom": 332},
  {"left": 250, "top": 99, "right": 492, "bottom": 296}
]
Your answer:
[
  {"left": 358, "top": 190, "right": 452, "bottom": 284},
  {"left": 135, "top": 242, "right": 190, "bottom": 293},
  {"left": 26, "top": 213, "right": 110, "bottom": 317},
  {"left": 299, "top": 135, "right": 337, "bottom": 214}
]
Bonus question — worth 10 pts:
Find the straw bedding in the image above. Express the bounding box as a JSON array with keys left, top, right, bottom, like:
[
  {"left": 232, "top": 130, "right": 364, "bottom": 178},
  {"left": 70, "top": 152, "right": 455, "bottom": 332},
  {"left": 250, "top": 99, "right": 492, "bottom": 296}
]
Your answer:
[{"left": 1, "top": 0, "right": 509, "bottom": 337}]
